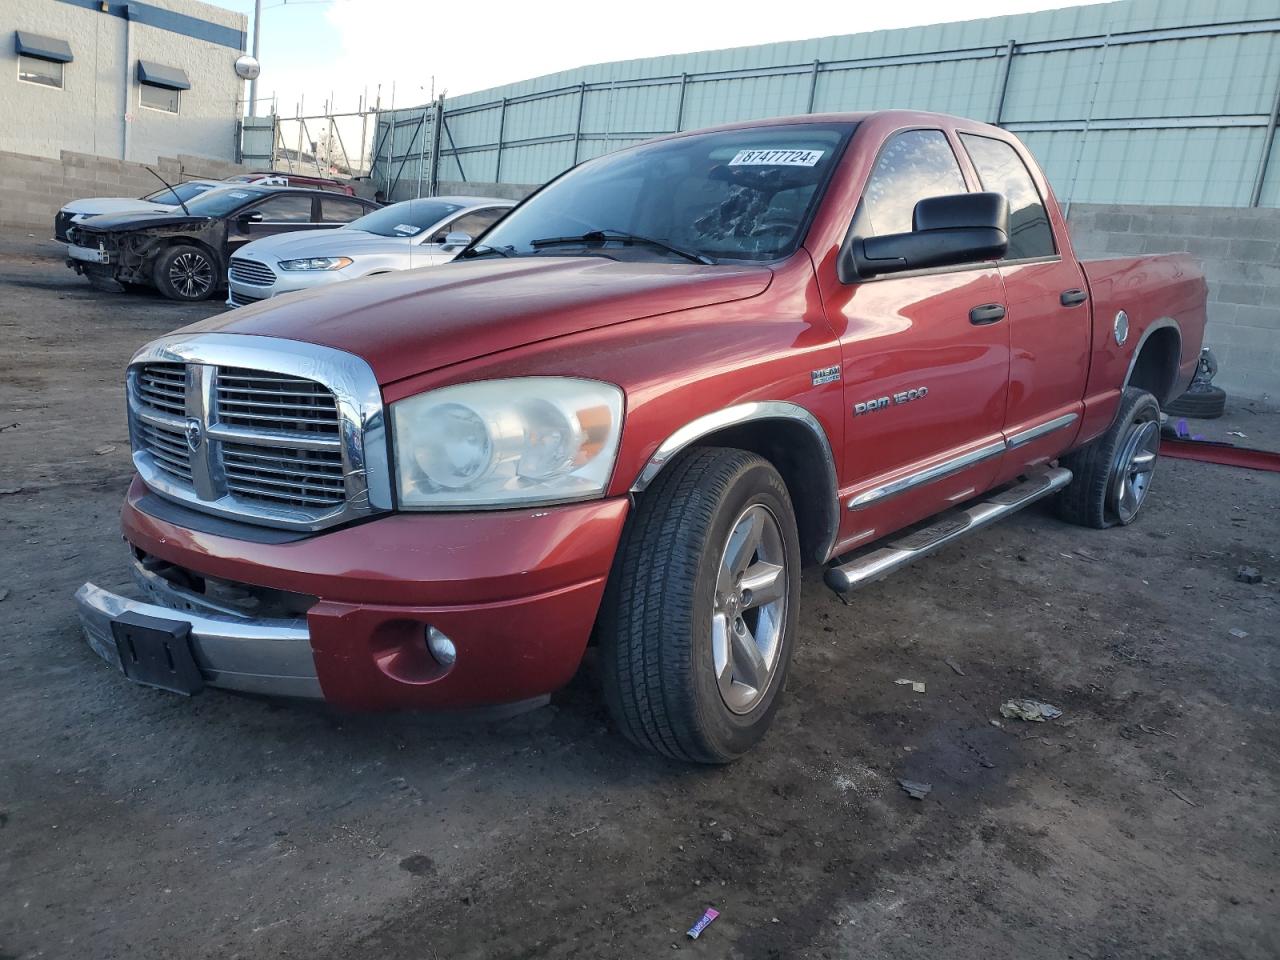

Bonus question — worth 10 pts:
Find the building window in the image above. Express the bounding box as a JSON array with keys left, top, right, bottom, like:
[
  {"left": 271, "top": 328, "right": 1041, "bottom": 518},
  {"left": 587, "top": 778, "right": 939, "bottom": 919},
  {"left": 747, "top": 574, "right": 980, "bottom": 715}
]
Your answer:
[
  {"left": 18, "top": 54, "right": 63, "bottom": 89},
  {"left": 140, "top": 83, "right": 180, "bottom": 114}
]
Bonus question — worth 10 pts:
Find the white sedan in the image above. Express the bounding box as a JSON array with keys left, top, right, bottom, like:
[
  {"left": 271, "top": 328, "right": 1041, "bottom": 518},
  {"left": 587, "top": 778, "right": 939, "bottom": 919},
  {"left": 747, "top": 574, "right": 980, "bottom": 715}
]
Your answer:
[
  {"left": 225, "top": 196, "right": 515, "bottom": 307},
  {"left": 54, "top": 179, "right": 225, "bottom": 241}
]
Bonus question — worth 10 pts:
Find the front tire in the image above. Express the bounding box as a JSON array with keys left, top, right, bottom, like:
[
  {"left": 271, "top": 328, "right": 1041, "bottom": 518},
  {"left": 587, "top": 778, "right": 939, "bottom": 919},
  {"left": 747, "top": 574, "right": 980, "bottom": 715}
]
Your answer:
[
  {"left": 1057, "top": 387, "right": 1161, "bottom": 528},
  {"left": 599, "top": 448, "right": 801, "bottom": 763},
  {"left": 154, "top": 245, "right": 217, "bottom": 301}
]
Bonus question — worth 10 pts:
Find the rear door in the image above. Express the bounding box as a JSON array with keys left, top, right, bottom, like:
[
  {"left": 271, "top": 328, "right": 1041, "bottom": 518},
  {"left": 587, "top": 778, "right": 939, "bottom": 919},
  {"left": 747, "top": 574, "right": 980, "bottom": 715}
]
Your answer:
[
  {"left": 319, "top": 195, "right": 369, "bottom": 225},
  {"left": 820, "top": 128, "right": 1011, "bottom": 550},
  {"left": 956, "top": 132, "right": 1089, "bottom": 476}
]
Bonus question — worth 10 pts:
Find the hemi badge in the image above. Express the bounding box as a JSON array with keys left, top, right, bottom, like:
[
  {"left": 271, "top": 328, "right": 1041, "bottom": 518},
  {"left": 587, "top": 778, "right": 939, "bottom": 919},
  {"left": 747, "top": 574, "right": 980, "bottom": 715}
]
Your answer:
[{"left": 811, "top": 365, "right": 841, "bottom": 386}]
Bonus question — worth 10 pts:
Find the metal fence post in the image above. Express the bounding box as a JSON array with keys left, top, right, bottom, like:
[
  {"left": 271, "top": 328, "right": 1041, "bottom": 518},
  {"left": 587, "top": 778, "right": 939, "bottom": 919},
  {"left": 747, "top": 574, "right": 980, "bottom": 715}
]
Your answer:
[
  {"left": 1250, "top": 68, "right": 1280, "bottom": 206},
  {"left": 416, "top": 104, "right": 429, "bottom": 198},
  {"left": 572, "top": 82, "right": 586, "bottom": 163},
  {"left": 806, "top": 59, "right": 820, "bottom": 113},
  {"left": 429, "top": 96, "right": 444, "bottom": 195},
  {"left": 494, "top": 98, "right": 508, "bottom": 182},
  {"left": 674, "top": 73, "right": 688, "bottom": 132},
  {"left": 991, "top": 40, "right": 1015, "bottom": 126}
]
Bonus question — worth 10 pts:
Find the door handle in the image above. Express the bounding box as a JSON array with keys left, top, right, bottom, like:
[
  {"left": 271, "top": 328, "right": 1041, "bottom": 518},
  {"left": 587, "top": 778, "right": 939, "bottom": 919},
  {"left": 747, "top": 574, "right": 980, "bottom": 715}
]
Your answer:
[
  {"left": 1060, "top": 288, "right": 1088, "bottom": 306},
  {"left": 969, "top": 303, "right": 1006, "bottom": 325}
]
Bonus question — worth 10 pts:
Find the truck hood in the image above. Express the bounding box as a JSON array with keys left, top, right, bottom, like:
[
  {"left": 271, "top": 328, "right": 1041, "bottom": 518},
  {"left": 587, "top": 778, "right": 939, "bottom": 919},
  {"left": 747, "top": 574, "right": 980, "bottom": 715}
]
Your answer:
[
  {"left": 186, "top": 256, "right": 774, "bottom": 385},
  {"left": 62, "top": 198, "right": 175, "bottom": 218},
  {"left": 236, "top": 229, "right": 411, "bottom": 262}
]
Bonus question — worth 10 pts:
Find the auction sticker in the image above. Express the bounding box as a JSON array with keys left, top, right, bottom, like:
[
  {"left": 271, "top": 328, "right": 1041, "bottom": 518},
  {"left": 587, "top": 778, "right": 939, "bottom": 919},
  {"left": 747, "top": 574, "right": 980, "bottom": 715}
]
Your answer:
[
  {"left": 394, "top": 224, "right": 417, "bottom": 234},
  {"left": 729, "top": 148, "right": 824, "bottom": 167}
]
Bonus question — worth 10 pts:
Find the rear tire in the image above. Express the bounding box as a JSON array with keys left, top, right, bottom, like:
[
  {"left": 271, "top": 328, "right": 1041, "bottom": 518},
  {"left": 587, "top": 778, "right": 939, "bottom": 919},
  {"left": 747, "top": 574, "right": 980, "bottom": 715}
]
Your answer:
[
  {"left": 154, "top": 245, "right": 217, "bottom": 301},
  {"left": 1165, "top": 384, "right": 1226, "bottom": 419},
  {"left": 1057, "top": 387, "right": 1161, "bottom": 529},
  {"left": 598, "top": 448, "right": 801, "bottom": 763}
]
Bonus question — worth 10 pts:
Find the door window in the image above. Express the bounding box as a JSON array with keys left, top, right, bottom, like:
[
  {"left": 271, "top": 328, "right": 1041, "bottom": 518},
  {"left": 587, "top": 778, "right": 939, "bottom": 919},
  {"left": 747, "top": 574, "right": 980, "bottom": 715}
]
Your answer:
[
  {"left": 249, "top": 195, "right": 314, "bottom": 223},
  {"left": 959, "top": 134, "right": 1056, "bottom": 260},
  {"left": 320, "top": 197, "right": 368, "bottom": 223},
  {"left": 859, "top": 130, "right": 967, "bottom": 237}
]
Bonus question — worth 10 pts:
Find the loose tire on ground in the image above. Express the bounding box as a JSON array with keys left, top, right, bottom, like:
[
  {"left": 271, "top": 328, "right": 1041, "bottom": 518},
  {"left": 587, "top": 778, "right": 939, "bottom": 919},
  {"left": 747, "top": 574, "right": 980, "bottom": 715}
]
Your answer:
[
  {"left": 1165, "top": 384, "right": 1227, "bottom": 419},
  {"left": 153, "top": 244, "right": 217, "bottom": 302},
  {"left": 1057, "top": 387, "right": 1161, "bottom": 529},
  {"left": 598, "top": 447, "right": 802, "bottom": 763}
]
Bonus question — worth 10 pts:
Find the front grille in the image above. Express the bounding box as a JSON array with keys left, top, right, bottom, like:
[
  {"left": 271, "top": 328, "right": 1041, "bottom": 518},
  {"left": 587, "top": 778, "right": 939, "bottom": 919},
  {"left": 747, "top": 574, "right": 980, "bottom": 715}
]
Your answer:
[
  {"left": 229, "top": 258, "right": 276, "bottom": 286},
  {"left": 137, "top": 419, "right": 193, "bottom": 482},
  {"left": 126, "top": 353, "right": 370, "bottom": 530},
  {"left": 215, "top": 368, "right": 339, "bottom": 436},
  {"left": 135, "top": 363, "right": 188, "bottom": 416},
  {"left": 221, "top": 442, "right": 346, "bottom": 508},
  {"left": 228, "top": 289, "right": 266, "bottom": 308}
]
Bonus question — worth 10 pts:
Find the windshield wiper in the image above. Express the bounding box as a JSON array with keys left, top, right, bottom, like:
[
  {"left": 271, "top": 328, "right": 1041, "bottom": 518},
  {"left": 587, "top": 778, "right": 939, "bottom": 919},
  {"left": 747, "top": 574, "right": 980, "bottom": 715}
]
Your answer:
[
  {"left": 459, "top": 243, "right": 513, "bottom": 259},
  {"left": 530, "top": 230, "right": 714, "bottom": 265}
]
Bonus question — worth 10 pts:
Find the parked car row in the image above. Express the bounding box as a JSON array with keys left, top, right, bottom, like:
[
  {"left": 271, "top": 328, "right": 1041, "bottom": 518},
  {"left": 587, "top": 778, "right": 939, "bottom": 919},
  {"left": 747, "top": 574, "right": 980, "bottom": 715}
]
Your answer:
[{"left": 57, "top": 177, "right": 513, "bottom": 302}]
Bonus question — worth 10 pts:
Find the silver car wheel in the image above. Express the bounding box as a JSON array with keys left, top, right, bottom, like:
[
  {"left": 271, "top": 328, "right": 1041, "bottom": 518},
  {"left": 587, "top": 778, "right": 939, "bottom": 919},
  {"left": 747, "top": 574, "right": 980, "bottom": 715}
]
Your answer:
[
  {"left": 1109, "top": 419, "right": 1159, "bottom": 524},
  {"left": 711, "top": 503, "right": 789, "bottom": 715},
  {"left": 169, "top": 252, "right": 213, "bottom": 299}
]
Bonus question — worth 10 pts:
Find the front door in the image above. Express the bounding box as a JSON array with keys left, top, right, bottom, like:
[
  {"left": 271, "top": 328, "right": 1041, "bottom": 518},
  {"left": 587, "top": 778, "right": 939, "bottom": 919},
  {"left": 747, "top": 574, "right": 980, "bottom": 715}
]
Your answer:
[{"left": 819, "top": 128, "right": 1011, "bottom": 553}]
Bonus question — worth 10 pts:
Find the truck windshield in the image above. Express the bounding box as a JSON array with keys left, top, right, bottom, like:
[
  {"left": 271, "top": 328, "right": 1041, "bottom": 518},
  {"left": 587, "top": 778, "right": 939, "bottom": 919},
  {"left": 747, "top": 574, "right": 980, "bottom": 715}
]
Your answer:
[
  {"left": 346, "top": 200, "right": 464, "bottom": 238},
  {"left": 141, "top": 182, "right": 218, "bottom": 204},
  {"left": 474, "top": 122, "right": 855, "bottom": 263},
  {"left": 182, "top": 187, "right": 270, "bottom": 217}
]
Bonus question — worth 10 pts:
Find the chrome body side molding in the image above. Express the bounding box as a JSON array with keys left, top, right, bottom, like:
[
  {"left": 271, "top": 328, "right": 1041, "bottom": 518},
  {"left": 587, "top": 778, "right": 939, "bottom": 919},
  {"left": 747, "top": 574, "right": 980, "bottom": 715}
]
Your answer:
[
  {"left": 1006, "top": 412, "right": 1079, "bottom": 449},
  {"left": 847, "top": 439, "right": 1006, "bottom": 510}
]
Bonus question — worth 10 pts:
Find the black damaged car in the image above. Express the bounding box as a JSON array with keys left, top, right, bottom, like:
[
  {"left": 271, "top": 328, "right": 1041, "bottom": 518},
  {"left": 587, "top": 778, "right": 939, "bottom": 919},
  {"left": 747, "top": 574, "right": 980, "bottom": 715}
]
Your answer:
[{"left": 64, "top": 185, "right": 379, "bottom": 301}]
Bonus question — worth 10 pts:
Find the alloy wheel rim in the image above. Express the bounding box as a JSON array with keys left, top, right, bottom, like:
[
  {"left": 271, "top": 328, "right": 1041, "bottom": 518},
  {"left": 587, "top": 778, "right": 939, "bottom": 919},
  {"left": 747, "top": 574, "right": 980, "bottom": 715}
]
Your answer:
[
  {"left": 1110, "top": 418, "right": 1159, "bottom": 523},
  {"left": 711, "top": 503, "right": 789, "bottom": 715},
  {"left": 169, "top": 253, "right": 212, "bottom": 298}
]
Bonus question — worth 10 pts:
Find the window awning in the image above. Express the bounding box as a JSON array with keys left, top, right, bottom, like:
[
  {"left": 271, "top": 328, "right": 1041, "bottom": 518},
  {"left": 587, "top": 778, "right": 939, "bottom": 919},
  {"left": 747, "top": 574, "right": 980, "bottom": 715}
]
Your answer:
[
  {"left": 136, "top": 60, "right": 191, "bottom": 91},
  {"left": 15, "top": 31, "right": 73, "bottom": 64}
]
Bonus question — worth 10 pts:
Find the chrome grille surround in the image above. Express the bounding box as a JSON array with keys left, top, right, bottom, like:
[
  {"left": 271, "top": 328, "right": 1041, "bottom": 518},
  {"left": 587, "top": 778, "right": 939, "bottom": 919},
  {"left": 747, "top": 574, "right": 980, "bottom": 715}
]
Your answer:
[
  {"left": 126, "top": 334, "right": 391, "bottom": 531},
  {"left": 228, "top": 258, "right": 277, "bottom": 286}
]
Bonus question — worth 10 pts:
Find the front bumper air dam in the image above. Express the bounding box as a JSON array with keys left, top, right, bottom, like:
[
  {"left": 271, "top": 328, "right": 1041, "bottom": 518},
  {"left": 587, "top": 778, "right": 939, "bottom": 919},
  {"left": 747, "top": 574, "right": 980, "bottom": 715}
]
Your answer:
[{"left": 81, "top": 478, "right": 631, "bottom": 710}]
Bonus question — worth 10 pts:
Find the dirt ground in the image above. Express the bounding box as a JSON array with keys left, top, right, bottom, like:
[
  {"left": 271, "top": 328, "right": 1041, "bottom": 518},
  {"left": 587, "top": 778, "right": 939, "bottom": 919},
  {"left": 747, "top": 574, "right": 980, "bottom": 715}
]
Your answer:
[{"left": 0, "top": 231, "right": 1276, "bottom": 960}]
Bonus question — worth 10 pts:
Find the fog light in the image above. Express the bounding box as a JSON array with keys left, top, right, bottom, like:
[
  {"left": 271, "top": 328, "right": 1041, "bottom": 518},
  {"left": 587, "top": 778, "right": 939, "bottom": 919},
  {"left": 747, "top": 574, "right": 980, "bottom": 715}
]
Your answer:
[{"left": 426, "top": 625, "right": 456, "bottom": 666}]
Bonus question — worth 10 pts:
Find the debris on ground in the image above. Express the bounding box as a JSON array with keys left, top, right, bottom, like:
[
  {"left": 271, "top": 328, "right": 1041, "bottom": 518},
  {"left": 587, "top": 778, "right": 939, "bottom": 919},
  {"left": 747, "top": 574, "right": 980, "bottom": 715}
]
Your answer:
[
  {"left": 686, "top": 907, "right": 719, "bottom": 940},
  {"left": 1229, "top": 627, "right": 1249, "bottom": 639},
  {"left": 1074, "top": 547, "right": 1099, "bottom": 562},
  {"left": 1166, "top": 786, "right": 1198, "bottom": 807},
  {"left": 94, "top": 444, "right": 116, "bottom": 456},
  {"left": 1227, "top": 431, "right": 1247, "bottom": 438},
  {"left": 0, "top": 589, "right": 9, "bottom": 602},
  {"left": 1235, "top": 566, "right": 1262, "bottom": 584},
  {"left": 898, "top": 779, "right": 932, "bottom": 800},
  {"left": 895, "top": 678, "right": 926, "bottom": 693},
  {"left": 944, "top": 657, "right": 966, "bottom": 676},
  {"left": 999, "top": 699, "right": 1063, "bottom": 722},
  {"left": 0, "top": 487, "right": 21, "bottom": 496}
]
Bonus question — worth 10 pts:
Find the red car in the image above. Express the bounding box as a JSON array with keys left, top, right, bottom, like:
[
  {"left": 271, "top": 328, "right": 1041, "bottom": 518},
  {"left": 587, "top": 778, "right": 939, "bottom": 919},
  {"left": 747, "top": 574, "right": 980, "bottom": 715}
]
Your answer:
[{"left": 76, "top": 111, "right": 1205, "bottom": 762}]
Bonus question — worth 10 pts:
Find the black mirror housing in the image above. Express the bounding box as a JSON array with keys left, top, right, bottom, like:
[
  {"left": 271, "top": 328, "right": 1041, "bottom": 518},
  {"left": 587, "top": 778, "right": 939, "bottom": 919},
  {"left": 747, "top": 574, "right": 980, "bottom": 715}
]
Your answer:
[{"left": 843, "top": 192, "right": 1009, "bottom": 280}]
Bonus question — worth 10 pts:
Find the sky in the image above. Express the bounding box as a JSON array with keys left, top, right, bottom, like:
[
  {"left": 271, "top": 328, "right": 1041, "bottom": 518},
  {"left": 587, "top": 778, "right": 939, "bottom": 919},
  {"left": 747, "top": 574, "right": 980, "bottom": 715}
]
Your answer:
[{"left": 217, "top": 0, "right": 1089, "bottom": 117}]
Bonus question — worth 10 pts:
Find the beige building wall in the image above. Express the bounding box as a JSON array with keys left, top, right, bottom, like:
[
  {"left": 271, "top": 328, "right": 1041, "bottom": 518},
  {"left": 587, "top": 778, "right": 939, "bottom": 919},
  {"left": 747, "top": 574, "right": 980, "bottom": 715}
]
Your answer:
[{"left": 0, "top": 0, "right": 246, "bottom": 163}]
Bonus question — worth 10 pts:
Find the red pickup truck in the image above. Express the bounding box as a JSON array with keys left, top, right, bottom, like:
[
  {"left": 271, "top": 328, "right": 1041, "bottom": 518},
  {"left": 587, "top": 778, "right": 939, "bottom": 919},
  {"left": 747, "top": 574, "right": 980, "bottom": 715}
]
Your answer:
[{"left": 76, "top": 111, "right": 1206, "bottom": 762}]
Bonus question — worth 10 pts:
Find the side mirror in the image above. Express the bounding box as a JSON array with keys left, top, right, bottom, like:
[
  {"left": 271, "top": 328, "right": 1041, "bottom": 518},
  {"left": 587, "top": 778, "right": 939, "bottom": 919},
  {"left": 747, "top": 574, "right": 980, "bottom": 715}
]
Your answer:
[
  {"left": 441, "top": 231, "right": 472, "bottom": 251},
  {"left": 843, "top": 192, "right": 1008, "bottom": 280},
  {"left": 238, "top": 211, "right": 265, "bottom": 229}
]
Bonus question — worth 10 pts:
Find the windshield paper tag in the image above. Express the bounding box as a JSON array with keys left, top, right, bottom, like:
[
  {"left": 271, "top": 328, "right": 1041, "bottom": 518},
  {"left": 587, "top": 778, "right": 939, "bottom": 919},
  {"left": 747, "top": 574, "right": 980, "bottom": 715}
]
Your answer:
[
  {"left": 729, "top": 148, "right": 824, "bottom": 167},
  {"left": 229, "top": 191, "right": 250, "bottom": 198},
  {"left": 394, "top": 224, "right": 417, "bottom": 234}
]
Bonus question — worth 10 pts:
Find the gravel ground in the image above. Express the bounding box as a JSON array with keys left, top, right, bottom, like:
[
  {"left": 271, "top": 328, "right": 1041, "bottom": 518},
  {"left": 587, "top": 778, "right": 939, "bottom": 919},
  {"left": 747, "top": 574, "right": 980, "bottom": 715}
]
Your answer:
[{"left": 1, "top": 232, "right": 1277, "bottom": 960}]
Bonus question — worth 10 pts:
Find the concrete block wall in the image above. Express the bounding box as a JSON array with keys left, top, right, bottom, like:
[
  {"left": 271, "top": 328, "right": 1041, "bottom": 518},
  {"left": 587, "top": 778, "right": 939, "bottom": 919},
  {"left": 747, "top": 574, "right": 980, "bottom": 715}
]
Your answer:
[
  {"left": 1067, "top": 204, "right": 1279, "bottom": 403},
  {"left": 0, "top": 148, "right": 254, "bottom": 233}
]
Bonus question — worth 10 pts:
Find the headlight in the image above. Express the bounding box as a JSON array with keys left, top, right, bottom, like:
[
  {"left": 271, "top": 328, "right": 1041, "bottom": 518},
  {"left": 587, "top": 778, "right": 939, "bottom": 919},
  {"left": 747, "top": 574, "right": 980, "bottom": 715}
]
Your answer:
[
  {"left": 277, "top": 256, "right": 353, "bottom": 271},
  {"left": 391, "top": 378, "right": 624, "bottom": 509}
]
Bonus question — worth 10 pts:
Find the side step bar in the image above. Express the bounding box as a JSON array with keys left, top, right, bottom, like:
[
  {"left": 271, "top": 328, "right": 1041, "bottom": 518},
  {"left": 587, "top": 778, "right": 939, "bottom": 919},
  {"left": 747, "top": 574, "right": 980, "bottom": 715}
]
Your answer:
[{"left": 824, "top": 467, "right": 1073, "bottom": 595}]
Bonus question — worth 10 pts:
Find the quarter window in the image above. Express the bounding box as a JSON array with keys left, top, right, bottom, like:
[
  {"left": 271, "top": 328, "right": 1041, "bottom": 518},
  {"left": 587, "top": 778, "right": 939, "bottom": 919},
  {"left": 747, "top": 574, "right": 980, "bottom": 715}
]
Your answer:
[
  {"left": 19, "top": 55, "right": 63, "bottom": 89},
  {"left": 140, "top": 84, "right": 179, "bottom": 114},
  {"left": 250, "top": 195, "right": 314, "bottom": 222},
  {"left": 960, "top": 134, "right": 1056, "bottom": 260},
  {"left": 859, "top": 130, "right": 967, "bottom": 237}
]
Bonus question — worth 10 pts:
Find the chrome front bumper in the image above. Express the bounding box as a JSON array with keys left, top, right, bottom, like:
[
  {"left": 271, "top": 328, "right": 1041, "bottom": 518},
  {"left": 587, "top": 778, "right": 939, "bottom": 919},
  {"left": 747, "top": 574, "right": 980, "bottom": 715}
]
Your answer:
[{"left": 74, "top": 565, "right": 322, "bottom": 699}]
